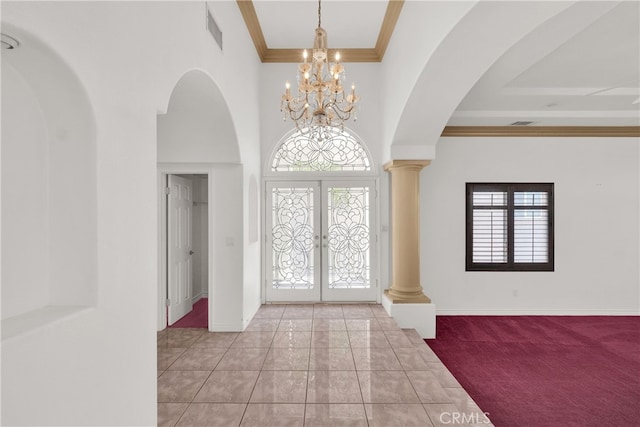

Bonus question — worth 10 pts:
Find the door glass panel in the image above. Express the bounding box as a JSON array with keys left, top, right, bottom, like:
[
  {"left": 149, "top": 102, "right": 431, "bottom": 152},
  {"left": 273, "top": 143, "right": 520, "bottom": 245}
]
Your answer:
[
  {"left": 326, "top": 186, "right": 370, "bottom": 289},
  {"left": 271, "top": 187, "right": 316, "bottom": 290}
]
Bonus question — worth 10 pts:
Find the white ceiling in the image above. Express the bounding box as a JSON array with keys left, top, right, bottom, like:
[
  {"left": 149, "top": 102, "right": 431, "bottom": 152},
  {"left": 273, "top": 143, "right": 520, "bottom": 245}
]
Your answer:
[
  {"left": 247, "top": 0, "right": 640, "bottom": 127},
  {"left": 254, "top": 0, "right": 388, "bottom": 49},
  {"left": 450, "top": 1, "right": 640, "bottom": 126}
]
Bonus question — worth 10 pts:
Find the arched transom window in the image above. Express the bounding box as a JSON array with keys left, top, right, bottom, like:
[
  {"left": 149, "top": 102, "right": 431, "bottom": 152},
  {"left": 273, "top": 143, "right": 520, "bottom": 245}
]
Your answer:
[{"left": 271, "top": 126, "right": 371, "bottom": 172}]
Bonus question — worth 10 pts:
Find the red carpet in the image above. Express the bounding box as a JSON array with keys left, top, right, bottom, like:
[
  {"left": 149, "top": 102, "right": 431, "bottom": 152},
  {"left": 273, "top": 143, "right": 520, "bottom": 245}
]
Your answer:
[
  {"left": 168, "top": 298, "right": 208, "bottom": 329},
  {"left": 426, "top": 316, "right": 640, "bottom": 427}
]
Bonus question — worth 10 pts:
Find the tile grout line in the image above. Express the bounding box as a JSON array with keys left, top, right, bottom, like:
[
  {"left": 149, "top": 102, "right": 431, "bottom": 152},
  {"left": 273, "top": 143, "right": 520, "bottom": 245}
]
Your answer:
[
  {"left": 170, "top": 330, "right": 212, "bottom": 426},
  {"left": 398, "top": 334, "right": 437, "bottom": 427},
  {"left": 238, "top": 313, "right": 282, "bottom": 426},
  {"left": 349, "top": 331, "right": 371, "bottom": 427}
]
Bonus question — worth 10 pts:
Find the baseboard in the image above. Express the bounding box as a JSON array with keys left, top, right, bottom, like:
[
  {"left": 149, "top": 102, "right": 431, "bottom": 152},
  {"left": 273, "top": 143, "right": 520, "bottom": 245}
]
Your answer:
[
  {"left": 191, "top": 293, "right": 203, "bottom": 305},
  {"left": 242, "top": 301, "right": 262, "bottom": 331},
  {"left": 436, "top": 309, "right": 640, "bottom": 315},
  {"left": 191, "top": 293, "right": 209, "bottom": 305}
]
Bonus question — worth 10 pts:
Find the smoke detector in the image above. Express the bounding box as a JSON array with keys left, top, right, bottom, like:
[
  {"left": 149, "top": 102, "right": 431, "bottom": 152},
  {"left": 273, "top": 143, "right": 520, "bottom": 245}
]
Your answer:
[{"left": 1, "top": 34, "right": 19, "bottom": 50}]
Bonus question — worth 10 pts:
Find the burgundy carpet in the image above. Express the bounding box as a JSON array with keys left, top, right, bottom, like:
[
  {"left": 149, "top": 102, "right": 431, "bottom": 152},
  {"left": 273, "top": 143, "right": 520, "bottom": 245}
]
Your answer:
[
  {"left": 168, "top": 298, "right": 208, "bottom": 329},
  {"left": 426, "top": 316, "right": 640, "bottom": 427}
]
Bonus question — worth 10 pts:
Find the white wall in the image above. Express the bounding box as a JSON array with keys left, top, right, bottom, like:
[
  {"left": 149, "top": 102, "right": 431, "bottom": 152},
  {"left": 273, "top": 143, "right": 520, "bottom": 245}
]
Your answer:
[
  {"left": 422, "top": 137, "right": 640, "bottom": 314},
  {"left": 1, "top": 2, "right": 261, "bottom": 425},
  {"left": 210, "top": 165, "right": 245, "bottom": 330}
]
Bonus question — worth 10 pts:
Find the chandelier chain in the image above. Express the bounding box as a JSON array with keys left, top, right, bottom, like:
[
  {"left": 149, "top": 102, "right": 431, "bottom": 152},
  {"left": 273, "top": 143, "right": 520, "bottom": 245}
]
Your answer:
[{"left": 318, "top": 0, "right": 321, "bottom": 28}]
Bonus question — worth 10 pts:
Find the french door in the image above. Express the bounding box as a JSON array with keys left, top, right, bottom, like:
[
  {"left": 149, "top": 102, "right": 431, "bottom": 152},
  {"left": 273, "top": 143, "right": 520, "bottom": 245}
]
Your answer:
[{"left": 266, "top": 180, "right": 377, "bottom": 302}]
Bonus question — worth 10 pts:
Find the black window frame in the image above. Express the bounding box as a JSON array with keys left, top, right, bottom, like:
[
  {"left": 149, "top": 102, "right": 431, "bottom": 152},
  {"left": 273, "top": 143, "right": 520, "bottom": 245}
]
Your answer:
[{"left": 466, "top": 183, "right": 554, "bottom": 272}]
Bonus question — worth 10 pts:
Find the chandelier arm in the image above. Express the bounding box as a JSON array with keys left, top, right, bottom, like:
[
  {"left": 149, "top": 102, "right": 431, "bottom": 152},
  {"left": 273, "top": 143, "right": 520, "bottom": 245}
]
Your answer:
[
  {"left": 324, "top": 106, "right": 350, "bottom": 122},
  {"left": 281, "top": 98, "right": 307, "bottom": 119},
  {"left": 287, "top": 107, "right": 310, "bottom": 123},
  {"left": 332, "top": 110, "right": 352, "bottom": 122},
  {"left": 326, "top": 101, "right": 355, "bottom": 115}
]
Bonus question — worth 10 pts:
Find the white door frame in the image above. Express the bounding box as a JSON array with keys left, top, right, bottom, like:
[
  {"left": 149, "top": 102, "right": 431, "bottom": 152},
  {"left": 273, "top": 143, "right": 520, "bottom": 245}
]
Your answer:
[
  {"left": 157, "top": 163, "right": 213, "bottom": 331},
  {"left": 263, "top": 176, "right": 380, "bottom": 304}
]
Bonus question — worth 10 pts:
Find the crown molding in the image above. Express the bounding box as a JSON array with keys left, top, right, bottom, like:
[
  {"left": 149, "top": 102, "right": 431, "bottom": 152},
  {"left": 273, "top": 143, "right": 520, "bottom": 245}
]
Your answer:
[
  {"left": 236, "top": 0, "right": 268, "bottom": 61},
  {"left": 441, "top": 126, "right": 640, "bottom": 137},
  {"left": 236, "top": 0, "right": 405, "bottom": 63}
]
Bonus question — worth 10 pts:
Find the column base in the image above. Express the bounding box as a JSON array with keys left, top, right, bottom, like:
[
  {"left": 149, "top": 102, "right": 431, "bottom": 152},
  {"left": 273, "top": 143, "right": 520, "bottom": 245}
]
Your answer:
[
  {"left": 382, "top": 293, "right": 436, "bottom": 338},
  {"left": 384, "top": 288, "right": 432, "bottom": 304}
]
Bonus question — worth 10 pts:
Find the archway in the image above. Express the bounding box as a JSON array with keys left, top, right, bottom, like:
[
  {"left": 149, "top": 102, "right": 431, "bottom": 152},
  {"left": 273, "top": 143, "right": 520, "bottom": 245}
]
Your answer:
[
  {"left": 157, "top": 70, "right": 243, "bottom": 331},
  {"left": 389, "top": 1, "right": 576, "bottom": 159}
]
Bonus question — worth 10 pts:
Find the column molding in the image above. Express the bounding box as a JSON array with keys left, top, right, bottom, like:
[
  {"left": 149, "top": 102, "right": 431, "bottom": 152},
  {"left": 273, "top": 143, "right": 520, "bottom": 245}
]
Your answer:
[
  {"left": 383, "top": 159, "right": 431, "bottom": 171},
  {"left": 384, "top": 159, "right": 431, "bottom": 303}
]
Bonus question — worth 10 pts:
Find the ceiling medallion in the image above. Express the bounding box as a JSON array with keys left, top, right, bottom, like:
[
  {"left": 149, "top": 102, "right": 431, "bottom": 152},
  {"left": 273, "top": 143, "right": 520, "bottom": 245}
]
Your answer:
[{"left": 280, "top": 0, "right": 359, "bottom": 131}]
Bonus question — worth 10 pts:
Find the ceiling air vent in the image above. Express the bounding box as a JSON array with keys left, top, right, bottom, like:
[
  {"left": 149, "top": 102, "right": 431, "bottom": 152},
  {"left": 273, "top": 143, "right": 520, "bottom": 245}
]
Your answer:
[
  {"left": 207, "top": 7, "right": 223, "bottom": 50},
  {"left": 509, "top": 121, "right": 535, "bottom": 126}
]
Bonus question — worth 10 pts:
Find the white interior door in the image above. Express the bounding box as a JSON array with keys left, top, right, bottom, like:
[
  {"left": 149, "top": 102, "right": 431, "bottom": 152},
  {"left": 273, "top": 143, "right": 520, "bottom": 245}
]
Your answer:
[
  {"left": 168, "top": 175, "right": 194, "bottom": 324},
  {"left": 266, "top": 180, "right": 376, "bottom": 302}
]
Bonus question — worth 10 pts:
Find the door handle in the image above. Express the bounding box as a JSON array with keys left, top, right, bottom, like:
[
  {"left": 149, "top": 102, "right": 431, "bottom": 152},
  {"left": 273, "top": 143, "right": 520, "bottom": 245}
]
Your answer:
[{"left": 189, "top": 250, "right": 195, "bottom": 255}]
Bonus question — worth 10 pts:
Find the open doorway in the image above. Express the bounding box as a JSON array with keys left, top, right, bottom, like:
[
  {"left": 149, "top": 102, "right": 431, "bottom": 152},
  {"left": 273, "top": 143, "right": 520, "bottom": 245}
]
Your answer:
[
  {"left": 164, "top": 173, "right": 209, "bottom": 329},
  {"left": 157, "top": 70, "right": 246, "bottom": 333}
]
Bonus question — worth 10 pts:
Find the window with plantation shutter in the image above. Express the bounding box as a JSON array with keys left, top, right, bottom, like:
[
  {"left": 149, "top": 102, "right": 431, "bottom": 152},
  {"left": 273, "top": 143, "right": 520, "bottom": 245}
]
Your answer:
[{"left": 466, "top": 183, "right": 554, "bottom": 271}]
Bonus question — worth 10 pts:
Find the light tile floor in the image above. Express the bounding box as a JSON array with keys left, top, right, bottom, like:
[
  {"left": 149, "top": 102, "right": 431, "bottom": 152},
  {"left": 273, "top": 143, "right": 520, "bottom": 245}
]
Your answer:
[{"left": 158, "top": 304, "right": 493, "bottom": 426}]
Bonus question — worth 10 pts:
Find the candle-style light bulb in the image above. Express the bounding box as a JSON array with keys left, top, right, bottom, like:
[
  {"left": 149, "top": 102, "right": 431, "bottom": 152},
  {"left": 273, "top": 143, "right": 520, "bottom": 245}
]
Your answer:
[
  {"left": 285, "top": 81, "right": 290, "bottom": 90},
  {"left": 335, "top": 51, "right": 341, "bottom": 62},
  {"left": 304, "top": 72, "right": 310, "bottom": 80},
  {"left": 303, "top": 49, "right": 308, "bottom": 63}
]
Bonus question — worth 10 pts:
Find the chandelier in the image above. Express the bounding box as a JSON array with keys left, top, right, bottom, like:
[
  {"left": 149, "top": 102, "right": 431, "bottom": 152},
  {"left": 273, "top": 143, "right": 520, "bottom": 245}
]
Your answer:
[{"left": 280, "top": 0, "right": 360, "bottom": 130}]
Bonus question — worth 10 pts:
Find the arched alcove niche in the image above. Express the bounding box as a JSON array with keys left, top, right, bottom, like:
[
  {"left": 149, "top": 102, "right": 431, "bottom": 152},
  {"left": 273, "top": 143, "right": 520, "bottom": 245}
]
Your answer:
[
  {"left": 157, "top": 69, "right": 245, "bottom": 331},
  {"left": 1, "top": 24, "right": 98, "bottom": 334}
]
